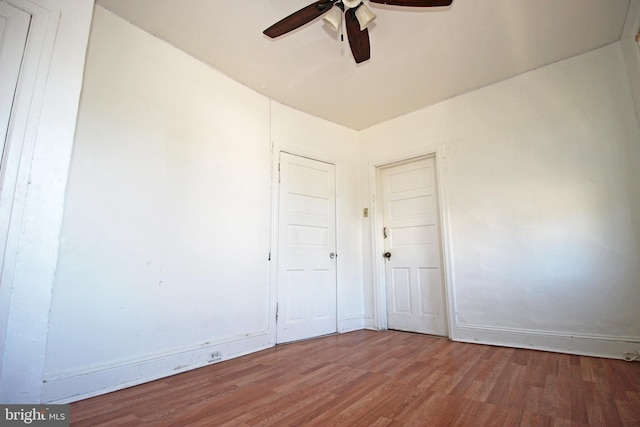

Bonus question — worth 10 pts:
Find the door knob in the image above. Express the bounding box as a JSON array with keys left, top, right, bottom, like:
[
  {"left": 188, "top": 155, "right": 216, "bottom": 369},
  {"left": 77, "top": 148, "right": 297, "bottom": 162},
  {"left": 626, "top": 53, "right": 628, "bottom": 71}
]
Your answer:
[
  {"left": 329, "top": 252, "right": 336, "bottom": 259},
  {"left": 383, "top": 252, "right": 391, "bottom": 259}
]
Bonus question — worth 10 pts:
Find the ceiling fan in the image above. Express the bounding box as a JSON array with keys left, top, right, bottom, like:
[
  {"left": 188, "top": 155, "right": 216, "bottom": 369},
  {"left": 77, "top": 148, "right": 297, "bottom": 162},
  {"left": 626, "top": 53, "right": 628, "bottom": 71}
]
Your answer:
[{"left": 263, "top": 0, "right": 453, "bottom": 64}]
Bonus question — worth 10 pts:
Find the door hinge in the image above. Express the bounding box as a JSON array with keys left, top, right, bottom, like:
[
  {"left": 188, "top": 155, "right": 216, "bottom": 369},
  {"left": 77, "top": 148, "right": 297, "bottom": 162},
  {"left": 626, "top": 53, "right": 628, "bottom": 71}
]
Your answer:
[
  {"left": 278, "top": 163, "right": 281, "bottom": 183},
  {"left": 275, "top": 303, "right": 279, "bottom": 321},
  {"left": 268, "top": 251, "right": 271, "bottom": 261}
]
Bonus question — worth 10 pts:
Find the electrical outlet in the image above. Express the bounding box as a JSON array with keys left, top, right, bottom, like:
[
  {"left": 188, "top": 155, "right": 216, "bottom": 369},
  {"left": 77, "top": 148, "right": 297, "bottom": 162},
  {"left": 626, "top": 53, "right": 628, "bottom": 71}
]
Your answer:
[{"left": 209, "top": 351, "right": 222, "bottom": 361}]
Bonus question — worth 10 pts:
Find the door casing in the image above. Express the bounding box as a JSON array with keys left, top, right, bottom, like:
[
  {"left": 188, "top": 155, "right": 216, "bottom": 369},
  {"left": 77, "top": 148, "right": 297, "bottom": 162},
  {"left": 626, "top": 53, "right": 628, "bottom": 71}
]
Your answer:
[
  {"left": 369, "top": 150, "right": 455, "bottom": 336},
  {"left": 270, "top": 150, "right": 339, "bottom": 345},
  {"left": 0, "top": 0, "right": 60, "bottom": 379}
]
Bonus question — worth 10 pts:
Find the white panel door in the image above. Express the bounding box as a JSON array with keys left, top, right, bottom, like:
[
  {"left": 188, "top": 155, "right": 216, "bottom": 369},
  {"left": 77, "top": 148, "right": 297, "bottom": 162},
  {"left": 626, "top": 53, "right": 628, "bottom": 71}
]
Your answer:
[
  {"left": 0, "top": 1, "right": 30, "bottom": 166},
  {"left": 380, "top": 156, "right": 447, "bottom": 336},
  {"left": 277, "top": 152, "right": 337, "bottom": 344}
]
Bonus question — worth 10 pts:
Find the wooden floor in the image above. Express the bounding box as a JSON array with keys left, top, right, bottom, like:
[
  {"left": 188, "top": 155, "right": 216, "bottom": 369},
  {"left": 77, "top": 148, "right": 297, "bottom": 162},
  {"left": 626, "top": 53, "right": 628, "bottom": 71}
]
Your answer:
[{"left": 70, "top": 330, "right": 640, "bottom": 426}]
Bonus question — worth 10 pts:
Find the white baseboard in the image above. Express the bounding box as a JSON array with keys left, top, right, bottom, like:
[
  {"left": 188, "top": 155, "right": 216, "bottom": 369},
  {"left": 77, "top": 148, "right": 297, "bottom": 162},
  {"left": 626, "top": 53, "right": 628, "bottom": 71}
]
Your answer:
[
  {"left": 454, "top": 323, "right": 640, "bottom": 359},
  {"left": 42, "top": 330, "right": 272, "bottom": 403},
  {"left": 340, "top": 315, "right": 365, "bottom": 333},
  {"left": 46, "top": 322, "right": 634, "bottom": 403},
  {"left": 363, "top": 315, "right": 377, "bottom": 330}
]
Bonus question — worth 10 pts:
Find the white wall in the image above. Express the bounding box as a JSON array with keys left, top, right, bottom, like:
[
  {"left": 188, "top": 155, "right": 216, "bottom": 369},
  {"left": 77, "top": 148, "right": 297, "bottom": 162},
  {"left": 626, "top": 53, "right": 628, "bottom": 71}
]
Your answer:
[
  {"left": 42, "top": 7, "right": 361, "bottom": 403},
  {"left": 0, "top": 0, "right": 94, "bottom": 403},
  {"left": 360, "top": 43, "right": 640, "bottom": 358}
]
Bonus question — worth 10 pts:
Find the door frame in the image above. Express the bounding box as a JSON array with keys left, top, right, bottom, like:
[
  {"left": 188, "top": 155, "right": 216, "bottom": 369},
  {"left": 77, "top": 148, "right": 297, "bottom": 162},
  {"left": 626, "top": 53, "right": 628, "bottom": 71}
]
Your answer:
[
  {"left": 0, "top": 0, "right": 60, "bottom": 376},
  {"left": 269, "top": 148, "right": 340, "bottom": 345},
  {"left": 369, "top": 149, "right": 456, "bottom": 337}
]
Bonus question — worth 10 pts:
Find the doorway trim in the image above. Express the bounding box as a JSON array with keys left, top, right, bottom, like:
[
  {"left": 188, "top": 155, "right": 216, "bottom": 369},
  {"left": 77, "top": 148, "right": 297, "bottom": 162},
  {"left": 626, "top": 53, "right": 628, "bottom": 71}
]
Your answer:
[
  {"left": 268, "top": 146, "right": 341, "bottom": 346},
  {"left": 0, "top": 0, "right": 60, "bottom": 381},
  {"left": 368, "top": 148, "right": 456, "bottom": 338}
]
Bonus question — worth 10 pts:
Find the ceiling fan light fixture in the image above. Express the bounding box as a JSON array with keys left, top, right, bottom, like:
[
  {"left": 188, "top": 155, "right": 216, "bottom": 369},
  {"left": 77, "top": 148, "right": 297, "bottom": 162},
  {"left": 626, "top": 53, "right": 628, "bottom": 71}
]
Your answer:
[
  {"left": 323, "top": 6, "right": 343, "bottom": 31},
  {"left": 264, "top": 0, "right": 454, "bottom": 63},
  {"left": 355, "top": 4, "right": 377, "bottom": 30},
  {"left": 343, "top": 0, "right": 362, "bottom": 8}
]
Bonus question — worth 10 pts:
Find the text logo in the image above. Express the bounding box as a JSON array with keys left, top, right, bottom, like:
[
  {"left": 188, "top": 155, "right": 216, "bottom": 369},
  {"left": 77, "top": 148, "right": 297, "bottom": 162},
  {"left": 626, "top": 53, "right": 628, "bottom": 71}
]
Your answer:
[{"left": 1, "top": 405, "right": 69, "bottom": 426}]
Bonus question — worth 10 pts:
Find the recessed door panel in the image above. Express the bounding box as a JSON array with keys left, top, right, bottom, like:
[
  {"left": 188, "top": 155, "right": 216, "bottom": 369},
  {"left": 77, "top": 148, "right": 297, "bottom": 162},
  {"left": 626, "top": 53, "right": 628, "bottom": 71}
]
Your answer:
[
  {"left": 389, "top": 195, "right": 435, "bottom": 220},
  {"left": 312, "top": 269, "right": 333, "bottom": 319},
  {"left": 287, "top": 224, "right": 329, "bottom": 247},
  {"left": 288, "top": 193, "right": 328, "bottom": 217},
  {"left": 419, "top": 268, "right": 442, "bottom": 315},
  {"left": 391, "top": 268, "right": 412, "bottom": 314},
  {"left": 285, "top": 270, "right": 306, "bottom": 322},
  {"left": 391, "top": 225, "right": 437, "bottom": 247},
  {"left": 388, "top": 167, "right": 433, "bottom": 193}
]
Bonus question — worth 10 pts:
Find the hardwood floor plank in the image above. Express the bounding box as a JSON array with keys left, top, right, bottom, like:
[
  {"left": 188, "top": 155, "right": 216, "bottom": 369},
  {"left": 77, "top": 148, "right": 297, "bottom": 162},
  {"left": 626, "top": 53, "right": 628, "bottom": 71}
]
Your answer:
[
  {"left": 287, "top": 371, "right": 390, "bottom": 425},
  {"left": 246, "top": 367, "right": 366, "bottom": 425},
  {"left": 523, "top": 386, "right": 545, "bottom": 414},
  {"left": 540, "top": 376, "right": 557, "bottom": 417},
  {"left": 519, "top": 410, "right": 554, "bottom": 427},
  {"left": 312, "top": 379, "right": 405, "bottom": 426},
  {"left": 569, "top": 363, "right": 590, "bottom": 424},
  {"left": 616, "top": 391, "right": 640, "bottom": 427},
  {"left": 68, "top": 330, "right": 640, "bottom": 426}
]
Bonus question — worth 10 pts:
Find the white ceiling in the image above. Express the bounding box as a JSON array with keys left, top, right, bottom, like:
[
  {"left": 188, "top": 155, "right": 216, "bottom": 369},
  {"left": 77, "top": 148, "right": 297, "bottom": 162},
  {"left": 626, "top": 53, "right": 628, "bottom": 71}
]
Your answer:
[{"left": 94, "top": 0, "right": 634, "bottom": 130}]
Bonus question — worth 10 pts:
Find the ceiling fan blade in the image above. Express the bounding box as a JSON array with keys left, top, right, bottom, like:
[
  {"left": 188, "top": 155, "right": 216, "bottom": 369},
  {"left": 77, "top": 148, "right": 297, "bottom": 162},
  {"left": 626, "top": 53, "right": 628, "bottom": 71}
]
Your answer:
[
  {"left": 264, "top": 1, "right": 335, "bottom": 38},
  {"left": 369, "top": 0, "right": 453, "bottom": 6},
  {"left": 345, "top": 8, "right": 370, "bottom": 64}
]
